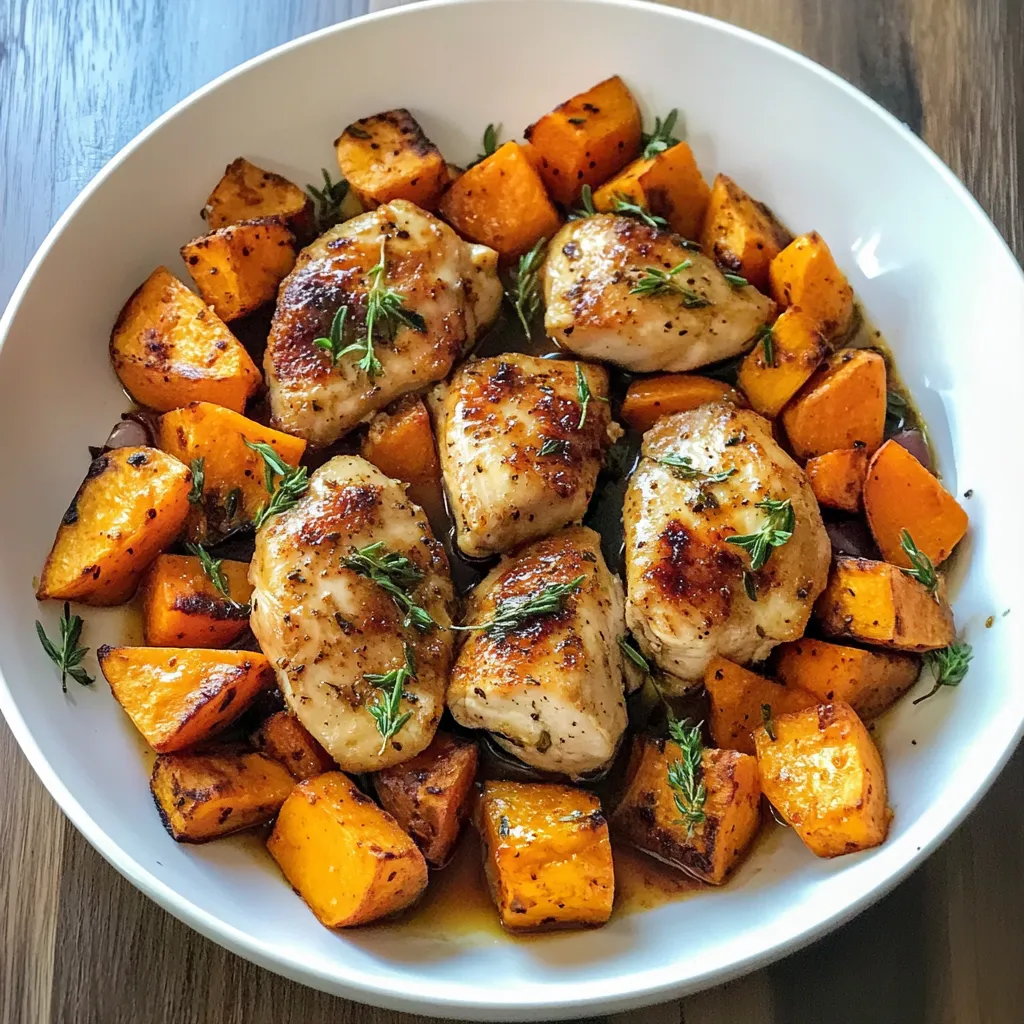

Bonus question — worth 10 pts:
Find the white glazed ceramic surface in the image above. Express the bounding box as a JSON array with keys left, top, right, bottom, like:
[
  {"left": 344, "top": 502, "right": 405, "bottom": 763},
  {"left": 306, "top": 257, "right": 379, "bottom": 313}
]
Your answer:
[{"left": 2, "top": 0, "right": 1023, "bottom": 1018}]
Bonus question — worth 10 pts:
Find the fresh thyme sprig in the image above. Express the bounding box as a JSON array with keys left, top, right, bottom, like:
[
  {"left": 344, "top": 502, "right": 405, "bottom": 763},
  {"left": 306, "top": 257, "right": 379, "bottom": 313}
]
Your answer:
[
  {"left": 187, "top": 457, "right": 205, "bottom": 506},
  {"left": 725, "top": 497, "right": 795, "bottom": 571},
  {"left": 507, "top": 235, "right": 547, "bottom": 339},
  {"left": 185, "top": 541, "right": 250, "bottom": 614},
  {"left": 469, "top": 123, "right": 501, "bottom": 167},
  {"left": 455, "top": 576, "right": 586, "bottom": 642},
  {"left": 575, "top": 363, "right": 608, "bottom": 428},
  {"left": 364, "top": 643, "right": 416, "bottom": 753},
  {"left": 723, "top": 272, "right": 749, "bottom": 288},
  {"left": 313, "top": 305, "right": 349, "bottom": 364},
  {"left": 667, "top": 715, "right": 707, "bottom": 836},
  {"left": 654, "top": 454, "right": 735, "bottom": 485},
  {"left": 641, "top": 109, "right": 681, "bottom": 160},
  {"left": 899, "top": 529, "right": 939, "bottom": 597},
  {"left": 913, "top": 641, "right": 973, "bottom": 704},
  {"left": 343, "top": 542, "right": 438, "bottom": 632},
  {"left": 568, "top": 184, "right": 597, "bottom": 220},
  {"left": 538, "top": 437, "right": 571, "bottom": 457},
  {"left": 243, "top": 439, "right": 309, "bottom": 530},
  {"left": 761, "top": 703, "right": 776, "bottom": 741},
  {"left": 618, "top": 634, "right": 651, "bottom": 674},
  {"left": 612, "top": 193, "right": 669, "bottom": 229},
  {"left": 306, "top": 168, "right": 350, "bottom": 233},
  {"left": 755, "top": 323, "right": 776, "bottom": 368},
  {"left": 36, "top": 602, "right": 93, "bottom": 693},
  {"left": 630, "top": 260, "right": 710, "bottom": 309}
]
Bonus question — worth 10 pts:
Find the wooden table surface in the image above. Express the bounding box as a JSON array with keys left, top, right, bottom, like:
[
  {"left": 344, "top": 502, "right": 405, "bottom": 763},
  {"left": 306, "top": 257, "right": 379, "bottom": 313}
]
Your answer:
[{"left": 1, "top": 1, "right": 1022, "bottom": 1022}]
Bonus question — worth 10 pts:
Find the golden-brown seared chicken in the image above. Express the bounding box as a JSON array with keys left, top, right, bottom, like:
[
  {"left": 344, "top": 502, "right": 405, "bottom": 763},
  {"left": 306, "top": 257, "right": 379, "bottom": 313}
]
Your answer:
[
  {"left": 265, "top": 200, "right": 501, "bottom": 445},
  {"left": 431, "top": 354, "right": 617, "bottom": 558},
  {"left": 543, "top": 214, "right": 773, "bottom": 373},
  {"left": 447, "top": 526, "right": 639, "bottom": 778},
  {"left": 624, "top": 404, "right": 830, "bottom": 691},
  {"left": 248, "top": 455, "right": 454, "bottom": 771}
]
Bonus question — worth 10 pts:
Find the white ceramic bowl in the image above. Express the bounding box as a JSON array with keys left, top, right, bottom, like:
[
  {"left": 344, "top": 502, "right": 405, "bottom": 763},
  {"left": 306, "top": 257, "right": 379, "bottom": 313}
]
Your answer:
[{"left": 2, "top": 0, "right": 1023, "bottom": 1018}]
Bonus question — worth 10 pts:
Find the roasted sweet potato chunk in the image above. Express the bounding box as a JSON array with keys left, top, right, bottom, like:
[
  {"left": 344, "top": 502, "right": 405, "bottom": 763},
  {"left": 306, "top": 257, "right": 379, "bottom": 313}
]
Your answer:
[
  {"left": 704, "top": 656, "right": 818, "bottom": 755},
  {"left": 805, "top": 447, "right": 870, "bottom": 512},
  {"left": 754, "top": 701, "right": 890, "bottom": 857},
  {"left": 863, "top": 439, "right": 968, "bottom": 567},
  {"left": 109, "top": 267, "right": 261, "bottom": 413},
  {"left": 769, "top": 231, "right": 854, "bottom": 339},
  {"left": 268, "top": 772, "right": 428, "bottom": 928},
  {"left": 476, "top": 781, "right": 614, "bottom": 931},
  {"left": 202, "top": 157, "right": 313, "bottom": 236},
  {"left": 250, "top": 711, "right": 335, "bottom": 781},
  {"left": 611, "top": 736, "right": 761, "bottom": 884},
  {"left": 140, "top": 553, "right": 252, "bottom": 647},
  {"left": 150, "top": 749, "right": 295, "bottom": 842},
  {"left": 335, "top": 109, "right": 449, "bottom": 210},
  {"left": 438, "top": 141, "right": 561, "bottom": 259},
  {"left": 374, "top": 732, "right": 479, "bottom": 868},
  {"left": 181, "top": 218, "right": 296, "bottom": 321},
  {"left": 815, "top": 557, "right": 955, "bottom": 651},
  {"left": 774, "top": 638, "right": 920, "bottom": 720},
  {"left": 37, "top": 447, "right": 192, "bottom": 605},
  {"left": 98, "top": 646, "right": 274, "bottom": 752},
  {"left": 524, "top": 75, "right": 641, "bottom": 205},
  {"left": 620, "top": 374, "right": 742, "bottom": 432},
  {"left": 361, "top": 396, "right": 440, "bottom": 492}
]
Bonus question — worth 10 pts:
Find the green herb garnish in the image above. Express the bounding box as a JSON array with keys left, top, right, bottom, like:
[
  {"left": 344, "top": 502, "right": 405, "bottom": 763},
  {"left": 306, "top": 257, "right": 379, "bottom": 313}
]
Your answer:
[
  {"left": 725, "top": 497, "right": 795, "bottom": 571},
  {"left": 667, "top": 715, "right": 706, "bottom": 836},
  {"left": 343, "top": 542, "right": 438, "bottom": 632},
  {"left": 761, "top": 703, "right": 776, "bottom": 740},
  {"left": 899, "top": 529, "right": 939, "bottom": 596},
  {"left": 618, "top": 634, "right": 651, "bottom": 674},
  {"left": 36, "top": 602, "right": 93, "bottom": 693},
  {"left": 313, "top": 305, "right": 350, "bottom": 364},
  {"left": 575, "top": 363, "right": 608, "bottom": 428},
  {"left": 456, "top": 576, "right": 585, "bottom": 642},
  {"left": 723, "top": 272, "right": 749, "bottom": 288},
  {"left": 641, "top": 109, "right": 681, "bottom": 160},
  {"left": 507, "top": 235, "right": 547, "bottom": 339},
  {"left": 612, "top": 193, "right": 668, "bottom": 230},
  {"left": 654, "top": 453, "right": 735, "bottom": 484},
  {"left": 306, "top": 168, "right": 350, "bottom": 233},
  {"left": 568, "top": 184, "right": 597, "bottom": 220},
  {"left": 185, "top": 541, "right": 250, "bottom": 614},
  {"left": 630, "top": 259, "right": 711, "bottom": 308},
  {"left": 243, "top": 439, "right": 309, "bottom": 530},
  {"left": 469, "top": 123, "right": 501, "bottom": 167},
  {"left": 364, "top": 643, "right": 416, "bottom": 753},
  {"left": 538, "top": 437, "right": 571, "bottom": 457},
  {"left": 755, "top": 323, "right": 776, "bottom": 368},
  {"left": 743, "top": 570, "right": 758, "bottom": 602},
  {"left": 913, "top": 642, "right": 973, "bottom": 704},
  {"left": 187, "top": 457, "right": 205, "bottom": 506}
]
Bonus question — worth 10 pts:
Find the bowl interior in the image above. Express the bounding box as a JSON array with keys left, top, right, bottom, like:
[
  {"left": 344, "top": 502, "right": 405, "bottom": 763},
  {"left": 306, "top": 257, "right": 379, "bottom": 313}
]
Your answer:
[{"left": 2, "top": 0, "right": 1023, "bottom": 1018}]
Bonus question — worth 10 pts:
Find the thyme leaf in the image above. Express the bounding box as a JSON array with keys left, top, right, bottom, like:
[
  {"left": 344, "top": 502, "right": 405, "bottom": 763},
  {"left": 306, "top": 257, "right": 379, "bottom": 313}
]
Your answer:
[
  {"left": 618, "top": 634, "right": 651, "bottom": 674},
  {"left": 576, "top": 363, "right": 608, "bottom": 428},
  {"left": 185, "top": 541, "right": 251, "bottom": 614},
  {"left": 343, "top": 542, "right": 438, "bottom": 633},
  {"left": 36, "top": 602, "right": 93, "bottom": 693},
  {"left": 755, "top": 323, "right": 776, "bottom": 368},
  {"left": 306, "top": 168, "right": 350, "bottom": 233},
  {"left": 641, "top": 109, "right": 681, "bottom": 160},
  {"left": 630, "top": 260, "right": 711, "bottom": 308},
  {"left": 187, "top": 457, "right": 205, "bottom": 506},
  {"left": 538, "top": 437, "right": 571, "bottom": 457},
  {"left": 364, "top": 643, "right": 416, "bottom": 753},
  {"left": 667, "top": 715, "right": 706, "bottom": 836},
  {"left": 725, "top": 497, "right": 795, "bottom": 571},
  {"left": 913, "top": 641, "right": 973, "bottom": 704},
  {"left": 313, "top": 305, "right": 350, "bottom": 364},
  {"left": 900, "top": 529, "right": 939, "bottom": 597},
  {"left": 506, "top": 235, "right": 547, "bottom": 339},
  {"left": 243, "top": 440, "right": 309, "bottom": 529},
  {"left": 455, "top": 576, "right": 585, "bottom": 642}
]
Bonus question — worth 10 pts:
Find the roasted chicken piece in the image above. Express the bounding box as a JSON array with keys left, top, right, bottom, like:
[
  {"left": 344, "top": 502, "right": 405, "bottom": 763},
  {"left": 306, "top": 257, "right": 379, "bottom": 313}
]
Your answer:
[
  {"left": 431, "top": 354, "right": 617, "bottom": 558},
  {"left": 447, "top": 526, "right": 639, "bottom": 778},
  {"left": 624, "top": 403, "right": 830, "bottom": 691},
  {"left": 248, "top": 455, "right": 455, "bottom": 771},
  {"left": 265, "top": 200, "right": 501, "bottom": 445},
  {"left": 543, "top": 214, "right": 773, "bottom": 373}
]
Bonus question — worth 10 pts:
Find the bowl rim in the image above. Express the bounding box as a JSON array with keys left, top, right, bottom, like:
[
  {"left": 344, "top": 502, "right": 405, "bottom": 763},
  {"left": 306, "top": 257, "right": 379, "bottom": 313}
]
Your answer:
[{"left": 2, "top": 0, "right": 1023, "bottom": 1017}]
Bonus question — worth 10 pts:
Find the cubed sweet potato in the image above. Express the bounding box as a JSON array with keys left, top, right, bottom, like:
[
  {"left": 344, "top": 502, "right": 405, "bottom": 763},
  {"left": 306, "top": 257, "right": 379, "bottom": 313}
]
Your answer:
[
  {"left": 98, "top": 646, "right": 274, "bottom": 752},
  {"left": 611, "top": 736, "right": 761, "bottom": 885},
  {"left": 181, "top": 218, "right": 296, "bottom": 322},
  {"left": 202, "top": 157, "right": 313, "bottom": 237},
  {"left": 620, "top": 374, "right": 743, "bottom": 432},
  {"left": 476, "top": 781, "right": 614, "bottom": 931},
  {"left": 815, "top": 557, "right": 955, "bottom": 651},
  {"left": 438, "top": 141, "right": 562, "bottom": 259},
  {"left": 150, "top": 749, "right": 295, "bottom": 842},
  {"left": 805, "top": 447, "right": 870, "bottom": 512},
  {"left": 524, "top": 75, "right": 642, "bottom": 205},
  {"left": 140, "top": 553, "right": 252, "bottom": 647},
  {"left": 769, "top": 231, "right": 854, "bottom": 339},
  {"left": 774, "top": 638, "right": 920, "bottom": 720},
  {"left": 700, "top": 174, "right": 792, "bottom": 289},
  {"left": 374, "top": 732, "right": 479, "bottom": 868},
  {"left": 863, "top": 438, "right": 968, "bottom": 568},
  {"left": 250, "top": 711, "right": 335, "bottom": 781},
  {"left": 754, "top": 701, "right": 890, "bottom": 857},
  {"left": 781, "top": 349, "right": 887, "bottom": 458},
  {"left": 158, "top": 402, "right": 306, "bottom": 543},
  {"left": 736, "top": 307, "right": 827, "bottom": 418},
  {"left": 110, "top": 267, "right": 262, "bottom": 413},
  {"left": 334, "top": 109, "right": 449, "bottom": 210},
  {"left": 267, "top": 771, "right": 428, "bottom": 928},
  {"left": 704, "top": 656, "right": 818, "bottom": 755},
  {"left": 360, "top": 395, "right": 440, "bottom": 492},
  {"left": 37, "top": 447, "right": 192, "bottom": 605}
]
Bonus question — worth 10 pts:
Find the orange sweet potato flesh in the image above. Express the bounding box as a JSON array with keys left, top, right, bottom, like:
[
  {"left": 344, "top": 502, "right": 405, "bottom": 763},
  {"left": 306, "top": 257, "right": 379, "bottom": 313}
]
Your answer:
[
  {"left": 250, "top": 711, "right": 336, "bottom": 781},
  {"left": 140, "top": 553, "right": 253, "bottom": 648},
  {"left": 98, "top": 646, "right": 275, "bottom": 752},
  {"left": 704, "top": 656, "right": 818, "bottom": 756},
  {"left": 737, "top": 307, "right": 827, "bottom": 418},
  {"left": 374, "top": 732, "right": 479, "bottom": 868},
  {"left": 110, "top": 267, "right": 262, "bottom": 413},
  {"left": 620, "top": 375, "right": 743, "bottom": 432},
  {"left": 864, "top": 439, "right": 968, "bottom": 567},
  {"left": 524, "top": 75, "right": 642, "bottom": 205},
  {"left": 781, "top": 349, "right": 887, "bottom": 458},
  {"left": 37, "top": 447, "right": 192, "bottom": 605},
  {"left": 335, "top": 109, "right": 449, "bottom": 210},
  {"left": 815, "top": 557, "right": 955, "bottom": 651},
  {"left": 181, "top": 218, "right": 296, "bottom": 322},
  {"left": 150, "top": 749, "right": 295, "bottom": 843},
  {"left": 774, "top": 638, "right": 920, "bottom": 720},
  {"left": 476, "top": 781, "right": 614, "bottom": 931},
  {"left": 267, "top": 771, "right": 428, "bottom": 928},
  {"left": 805, "top": 447, "right": 870, "bottom": 512},
  {"left": 361, "top": 396, "right": 441, "bottom": 492},
  {"left": 700, "top": 174, "right": 792, "bottom": 289},
  {"left": 754, "top": 701, "right": 890, "bottom": 857},
  {"left": 439, "top": 141, "right": 562, "bottom": 259},
  {"left": 611, "top": 736, "right": 761, "bottom": 884},
  {"left": 158, "top": 402, "right": 307, "bottom": 543},
  {"left": 770, "top": 231, "right": 854, "bottom": 339},
  {"left": 202, "top": 157, "right": 314, "bottom": 238}
]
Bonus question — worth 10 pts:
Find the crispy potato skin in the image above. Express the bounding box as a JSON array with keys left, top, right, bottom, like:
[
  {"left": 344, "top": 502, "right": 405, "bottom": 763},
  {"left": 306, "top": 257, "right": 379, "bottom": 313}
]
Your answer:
[
  {"left": 374, "top": 732, "right": 479, "bottom": 867},
  {"left": 754, "top": 701, "right": 890, "bottom": 857},
  {"left": 475, "top": 781, "right": 614, "bottom": 931},
  {"left": 769, "top": 231, "right": 854, "bottom": 339},
  {"left": 250, "top": 711, "right": 337, "bottom": 781},
  {"left": 37, "top": 447, "right": 192, "bottom": 605},
  {"left": 150, "top": 750, "right": 295, "bottom": 843},
  {"left": 268, "top": 772, "right": 428, "bottom": 928},
  {"left": 203, "top": 157, "right": 314, "bottom": 239}
]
